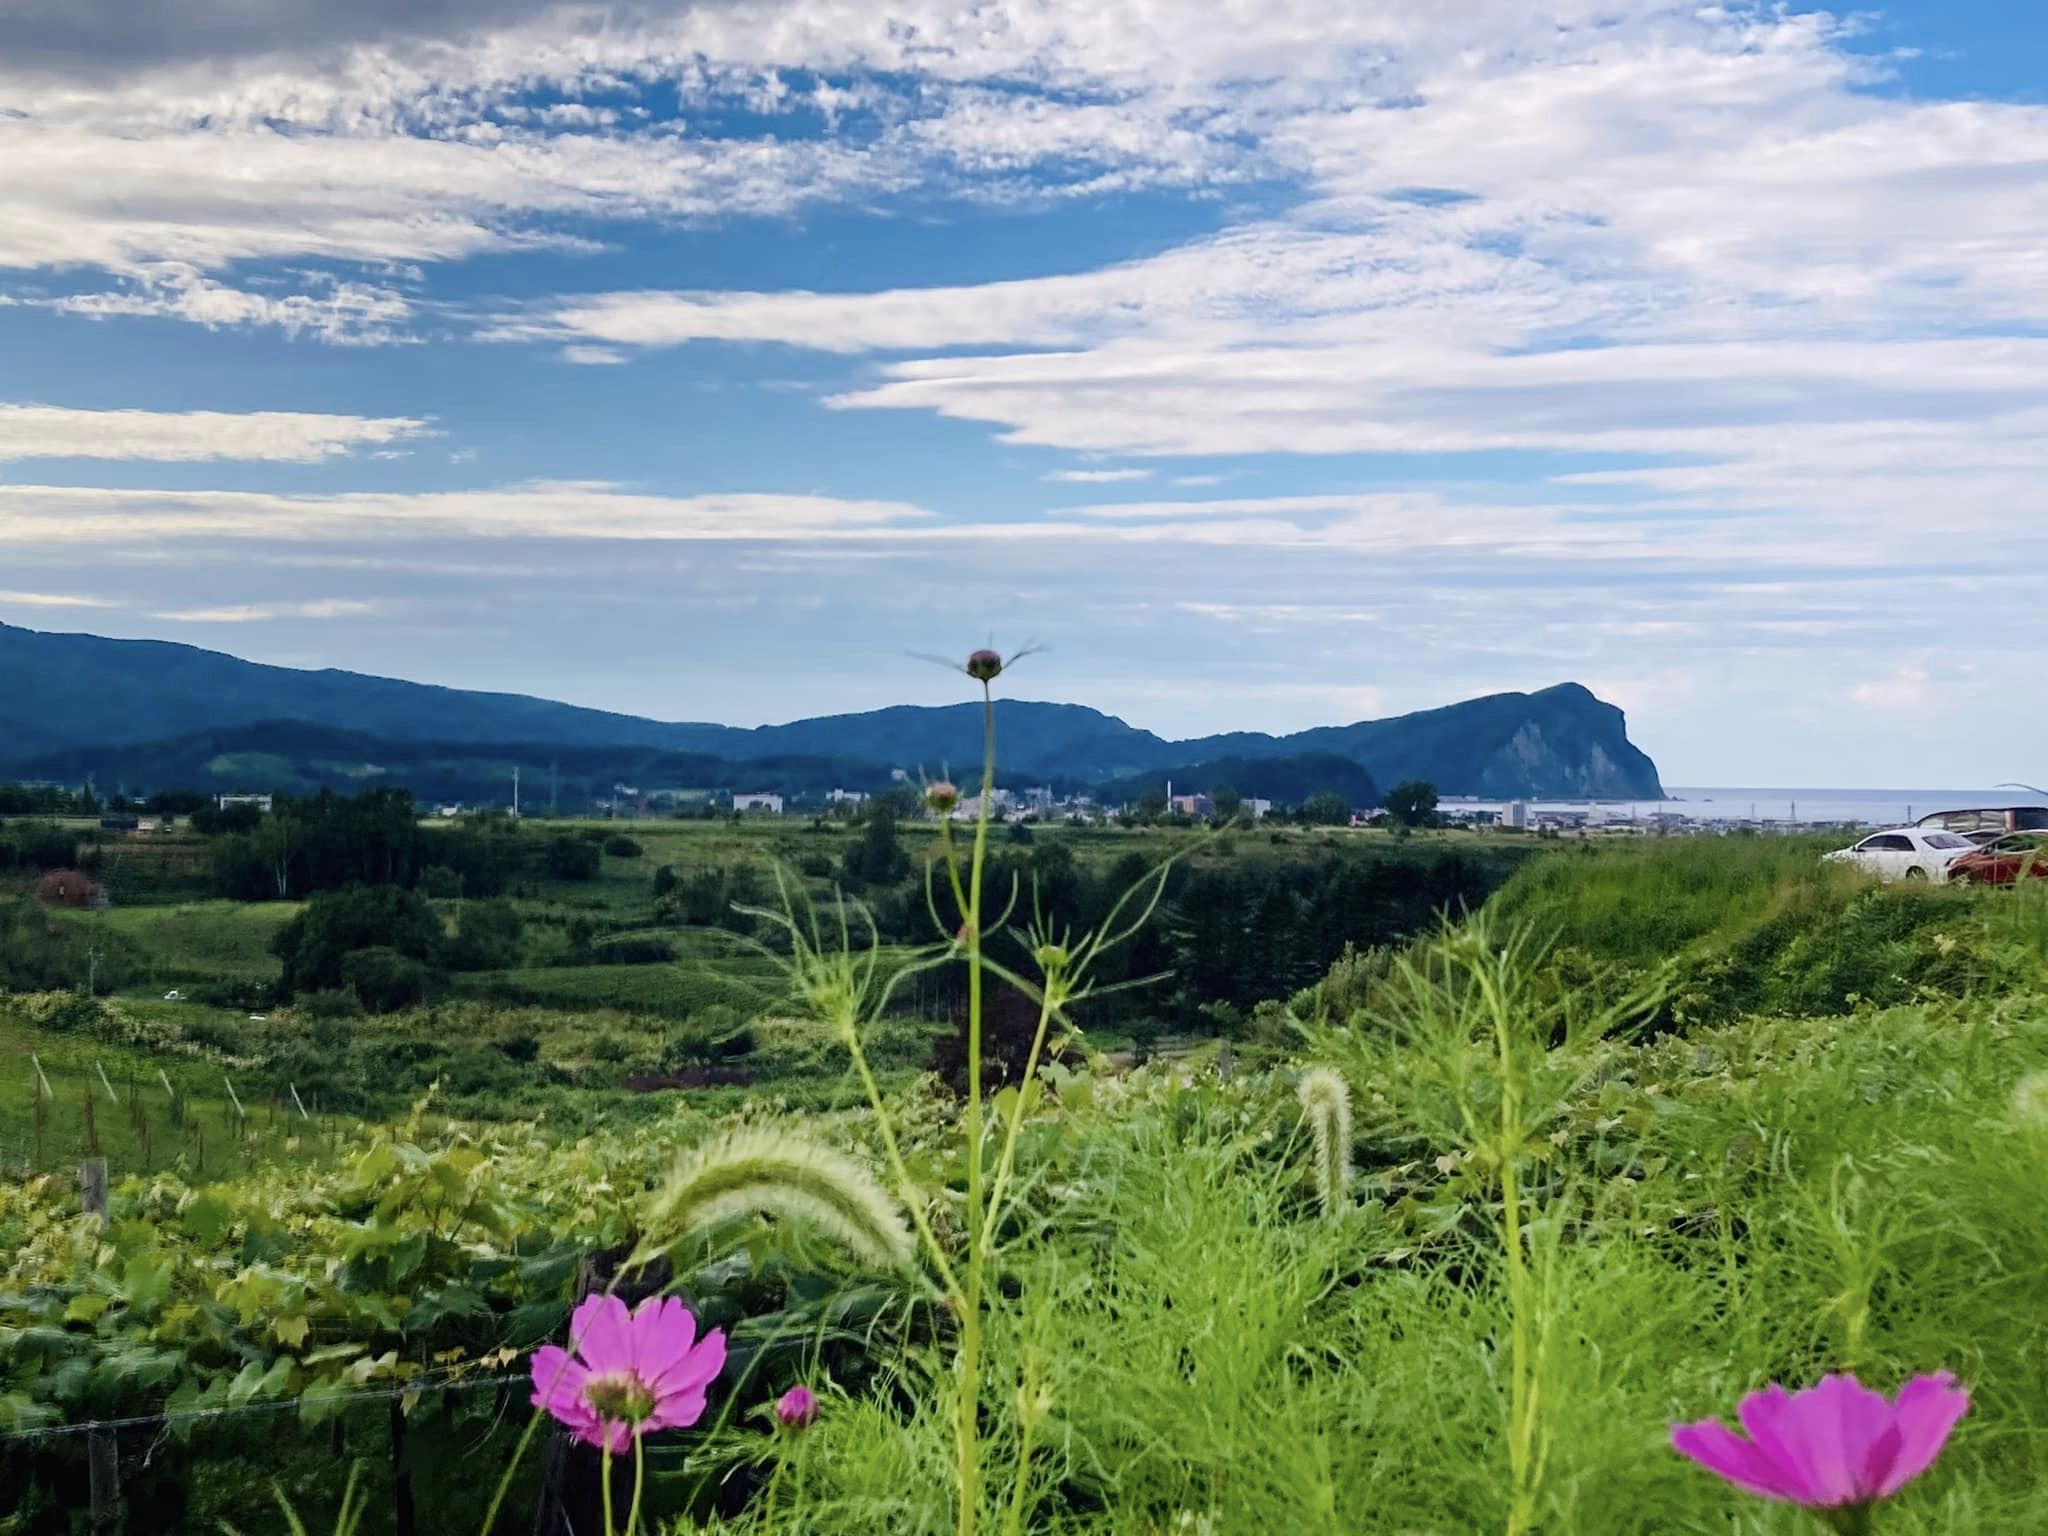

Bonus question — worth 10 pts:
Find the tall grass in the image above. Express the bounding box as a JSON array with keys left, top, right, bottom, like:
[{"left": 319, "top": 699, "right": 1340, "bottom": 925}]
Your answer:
[{"left": 695, "top": 913, "right": 2048, "bottom": 1535}]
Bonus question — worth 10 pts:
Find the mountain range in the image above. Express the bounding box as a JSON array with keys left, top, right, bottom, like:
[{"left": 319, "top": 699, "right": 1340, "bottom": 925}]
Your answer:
[{"left": 0, "top": 622, "right": 1664, "bottom": 802}]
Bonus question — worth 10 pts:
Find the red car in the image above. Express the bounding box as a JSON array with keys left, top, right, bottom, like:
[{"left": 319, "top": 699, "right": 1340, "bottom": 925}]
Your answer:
[{"left": 1947, "top": 832, "right": 2048, "bottom": 886}]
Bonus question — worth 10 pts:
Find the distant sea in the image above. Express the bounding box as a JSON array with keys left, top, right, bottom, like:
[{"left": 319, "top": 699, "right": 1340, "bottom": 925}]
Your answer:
[{"left": 1446, "top": 787, "right": 2044, "bottom": 829}]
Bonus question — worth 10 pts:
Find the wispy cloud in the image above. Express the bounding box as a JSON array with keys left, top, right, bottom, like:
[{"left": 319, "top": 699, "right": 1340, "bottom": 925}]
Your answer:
[
  {"left": 0, "top": 588, "right": 116, "bottom": 608},
  {"left": 151, "top": 598, "right": 385, "bottom": 623},
  {"left": 1043, "top": 468, "right": 1151, "bottom": 484},
  {"left": 0, "top": 404, "right": 431, "bottom": 462},
  {"left": 0, "top": 483, "right": 934, "bottom": 543}
]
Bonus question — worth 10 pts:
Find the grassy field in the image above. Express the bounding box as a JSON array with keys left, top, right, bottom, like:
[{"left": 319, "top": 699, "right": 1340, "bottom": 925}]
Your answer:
[{"left": 51, "top": 899, "right": 301, "bottom": 984}]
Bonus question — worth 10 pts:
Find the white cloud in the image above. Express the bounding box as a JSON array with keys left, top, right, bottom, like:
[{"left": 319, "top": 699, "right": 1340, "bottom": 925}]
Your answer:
[
  {"left": 1849, "top": 663, "right": 1985, "bottom": 713},
  {"left": 152, "top": 599, "right": 385, "bottom": 623},
  {"left": 0, "top": 482, "right": 933, "bottom": 544},
  {"left": 0, "top": 588, "right": 116, "bottom": 608},
  {"left": 0, "top": 404, "right": 432, "bottom": 462},
  {"left": 1175, "top": 601, "right": 1380, "bottom": 625},
  {"left": 1043, "top": 468, "right": 1152, "bottom": 484},
  {"left": 47, "top": 267, "right": 415, "bottom": 345},
  {"left": 454, "top": 6, "right": 2048, "bottom": 551},
  {"left": 560, "top": 344, "right": 628, "bottom": 365},
  {"left": 0, "top": 0, "right": 1708, "bottom": 342}
]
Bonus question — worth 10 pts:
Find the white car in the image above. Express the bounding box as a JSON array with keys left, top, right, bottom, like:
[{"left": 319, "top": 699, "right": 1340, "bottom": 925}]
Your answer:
[{"left": 1822, "top": 828, "right": 1976, "bottom": 883}]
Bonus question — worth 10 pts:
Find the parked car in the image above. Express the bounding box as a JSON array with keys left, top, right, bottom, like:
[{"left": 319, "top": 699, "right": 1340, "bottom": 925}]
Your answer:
[
  {"left": 1946, "top": 832, "right": 2048, "bottom": 887},
  {"left": 1822, "top": 828, "right": 1976, "bottom": 883}
]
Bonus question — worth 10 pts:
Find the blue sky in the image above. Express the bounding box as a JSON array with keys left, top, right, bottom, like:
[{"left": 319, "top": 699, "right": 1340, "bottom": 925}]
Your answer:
[{"left": 2, "top": 0, "right": 2046, "bottom": 785}]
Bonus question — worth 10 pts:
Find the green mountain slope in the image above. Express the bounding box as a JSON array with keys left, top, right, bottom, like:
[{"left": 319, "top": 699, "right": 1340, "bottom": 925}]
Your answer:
[{"left": 0, "top": 623, "right": 1663, "bottom": 798}]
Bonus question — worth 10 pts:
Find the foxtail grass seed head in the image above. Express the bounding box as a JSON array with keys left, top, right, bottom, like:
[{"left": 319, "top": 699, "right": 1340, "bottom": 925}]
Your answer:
[
  {"left": 649, "top": 1129, "right": 917, "bottom": 1272},
  {"left": 965, "top": 648, "right": 1005, "bottom": 682},
  {"left": 2013, "top": 1069, "right": 2048, "bottom": 1129},
  {"left": 925, "top": 780, "right": 961, "bottom": 814},
  {"left": 1297, "top": 1066, "right": 1354, "bottom": 1217}
]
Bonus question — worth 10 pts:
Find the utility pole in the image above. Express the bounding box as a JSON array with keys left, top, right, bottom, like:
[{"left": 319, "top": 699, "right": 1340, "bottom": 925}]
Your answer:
[
  {"left": 86, "top": 945, "right": 102, "bottom": 998},
  {"left": 512, "top": 766, "right": 522, "bottom": 819}
]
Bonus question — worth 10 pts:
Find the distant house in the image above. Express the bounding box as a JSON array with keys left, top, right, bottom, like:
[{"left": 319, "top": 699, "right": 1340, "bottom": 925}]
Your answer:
[
  {"left": 217, "top": 793, "right": 273, "bottom": 814},
  {"left": 1245, "top": 798, "right": 1273, "bottom": 821},
  {"left": 826, "top": 788, "right": 868, "bottom": 806},
  {"left": 1170, "top": 793, "right": 1215, "bottom": 819},
  {"left": 732, "top": 792, "right": 785, "bottom": 815}
]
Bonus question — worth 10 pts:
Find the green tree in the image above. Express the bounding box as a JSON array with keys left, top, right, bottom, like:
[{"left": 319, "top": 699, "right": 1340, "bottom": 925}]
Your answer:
[
  {"left": 338, "top": 947, "right": 441, "bottom": 1012},
  {"left": 843, "top": 803, "right": 909, "bottom": 887},
  {"left": 1302, "top": 790, "right": 1352, "bottom": 826},
  {"left": 1385, "top": 780, "right": 1440, "bottom": 828},
  {"left": 272, "top": 885, "right": 444, "bottom": 999},
  {"left": 445, "top": 897, "right": 525, "bottom": 971},
  {"left": 1212, "top": 784, "right": 1244, "bottom": 822},
  {"left": 543, "top": 834, "right": 602, "bottom": 881},
  {"left": 416, "top": 864, "right": 464, "bottom": 900}
]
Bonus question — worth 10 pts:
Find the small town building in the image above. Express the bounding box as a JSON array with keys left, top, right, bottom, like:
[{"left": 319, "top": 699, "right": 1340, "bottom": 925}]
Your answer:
[{"left": 732, "top": 791, "right": 785, "bottom": 814}]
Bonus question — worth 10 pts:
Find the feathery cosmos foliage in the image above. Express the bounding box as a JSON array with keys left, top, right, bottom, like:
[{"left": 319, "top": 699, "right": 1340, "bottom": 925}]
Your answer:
[
  {"left": 1296, "top": 1066, "right": 1353, "bottom": 1218},
  {"left": 645, "top": 1129, "right": 917, "bottom": 1272}
]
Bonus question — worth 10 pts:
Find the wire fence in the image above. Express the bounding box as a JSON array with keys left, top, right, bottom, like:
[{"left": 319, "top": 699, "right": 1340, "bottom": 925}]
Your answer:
[
  {"left": 3, "top": 1050, "right": 355, "bottom": 1178},
  {"left": 0, "top": 1370, "right": 528, "bottom": 1446}
]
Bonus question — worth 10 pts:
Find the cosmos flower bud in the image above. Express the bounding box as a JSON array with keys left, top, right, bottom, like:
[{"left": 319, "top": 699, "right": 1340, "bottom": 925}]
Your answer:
[
  {"left": 925, "top": 781, "right": 961, "bottom": 814},
  {"left": 965, "top": 649, "right": 1004, "bottom": 682},
  {"left": 1034, "top": 942, "right": 1070, "bottom": 973},
  {"left": 775, "top": 1385, "right": 820, "bottom": 1430}
]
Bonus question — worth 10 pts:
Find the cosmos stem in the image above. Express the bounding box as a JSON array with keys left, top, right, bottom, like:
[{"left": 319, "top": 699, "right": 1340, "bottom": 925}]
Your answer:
[{"left": 627, "top": 1436, "right": 646, "bottom": 1536}]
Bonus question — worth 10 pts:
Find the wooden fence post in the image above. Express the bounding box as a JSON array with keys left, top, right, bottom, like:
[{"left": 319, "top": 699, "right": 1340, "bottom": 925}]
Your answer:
[
  {"left": 391, "top": 1395, "right": 417, "bottom": 1536},
  {"left": 80, "top": 1159, "right": 123, "bottom": 1534}
]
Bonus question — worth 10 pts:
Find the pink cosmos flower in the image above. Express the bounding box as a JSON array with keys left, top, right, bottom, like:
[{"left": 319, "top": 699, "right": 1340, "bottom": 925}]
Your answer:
[
  {"left": 775, "top": 1385, "right": 820, "bottom": 1429},
  {"left": 530, "top": 1294, "right": 727, "bottom": 1455},
  {"left": 1672, "top": 1373, "right": 1968, "bottom": 1519}
]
